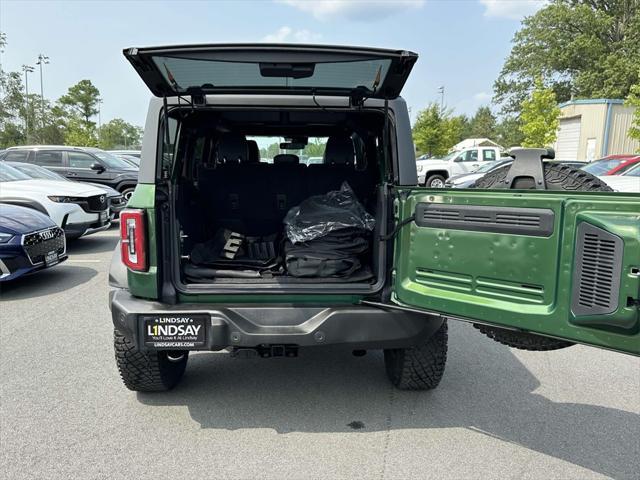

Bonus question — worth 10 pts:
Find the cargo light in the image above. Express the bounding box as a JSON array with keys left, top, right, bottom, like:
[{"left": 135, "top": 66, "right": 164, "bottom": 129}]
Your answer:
[{"left": 120, "top": 209, "right": 147, "bottom": 271}]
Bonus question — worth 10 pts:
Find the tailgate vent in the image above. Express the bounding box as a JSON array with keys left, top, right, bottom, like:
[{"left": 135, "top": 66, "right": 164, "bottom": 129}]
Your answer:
[
  {"left": 571, "top": 223, "right": 622, "bottom": 316},
  {"left": 415, "top": 204, "right": 554, "bottom": 236}
]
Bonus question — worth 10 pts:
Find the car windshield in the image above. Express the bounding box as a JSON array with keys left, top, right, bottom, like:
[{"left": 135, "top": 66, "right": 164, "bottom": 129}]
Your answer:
[
  {"left": 90, "top": 150, "right": 137, "bottom": 169},
  {"left": 0, "top": 162, "right": 32, "bottom": 182},
  {"left": 476, "top": 161, "right": 507, "bottom": 173},
  {"left": 438, "top": 151, "right": 459, "bottom": 161},
  {"left": 622, "top": 164, "right": 640, "bottom": 176},
  {"left": 9, "top": 162, "right": 66, "bottom": 180},
  {"left": 581, "top": 158, "right": 622, "bottom": 175}
]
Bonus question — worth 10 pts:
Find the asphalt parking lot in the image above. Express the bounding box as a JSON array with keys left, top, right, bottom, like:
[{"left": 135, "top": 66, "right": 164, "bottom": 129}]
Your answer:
[{"left": 1, "top": 225, "right": 639, "bottom": 480}]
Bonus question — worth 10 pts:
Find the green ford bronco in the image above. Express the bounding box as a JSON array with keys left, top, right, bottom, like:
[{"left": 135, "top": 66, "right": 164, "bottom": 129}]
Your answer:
[{"left": 109, "top": 44, "right": 639, "bottom": 392}]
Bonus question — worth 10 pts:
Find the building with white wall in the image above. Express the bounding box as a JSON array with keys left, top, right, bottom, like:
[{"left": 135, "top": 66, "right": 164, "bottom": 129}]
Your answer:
[{"left": 555, "top": 99, "right": 639, "bottom": 161}]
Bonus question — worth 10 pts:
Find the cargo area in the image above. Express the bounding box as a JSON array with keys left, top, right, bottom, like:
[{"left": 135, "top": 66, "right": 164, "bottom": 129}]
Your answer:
[{"left": 169, "top": 107, "right": 390, "bottom": 291}]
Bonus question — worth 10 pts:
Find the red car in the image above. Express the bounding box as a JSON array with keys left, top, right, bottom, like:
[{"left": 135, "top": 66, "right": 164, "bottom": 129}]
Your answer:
[{"left": 581, "top": 155, "right": 640, "bottom": 176}]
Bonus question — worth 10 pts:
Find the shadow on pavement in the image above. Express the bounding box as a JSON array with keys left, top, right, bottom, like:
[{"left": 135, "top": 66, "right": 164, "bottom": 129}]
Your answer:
[
  {"left": 138, "top": 322, "right": 639, "bottom": 479},
  {"left": 0, "top": 264, "right": 97, "bottom": 300},
  {"left": 67, "top": 232, "right": 119, "bottom": 255}
]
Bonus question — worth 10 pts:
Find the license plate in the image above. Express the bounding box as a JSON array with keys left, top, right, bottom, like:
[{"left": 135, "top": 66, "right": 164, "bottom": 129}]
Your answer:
[
  {"left": 99, "top": 211, "right": 108, "bottom": 223},
  {"left": 142, "top": 315, "right": 208, "bottom": 349},
  {"left": 45, "top": 251, "right": 59, "bottom": 267}
]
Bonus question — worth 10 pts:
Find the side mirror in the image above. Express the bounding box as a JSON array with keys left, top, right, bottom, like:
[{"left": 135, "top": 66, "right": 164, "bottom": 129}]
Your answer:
[{"left": 90, "top": 163, "right": 105, "bottom": 173}]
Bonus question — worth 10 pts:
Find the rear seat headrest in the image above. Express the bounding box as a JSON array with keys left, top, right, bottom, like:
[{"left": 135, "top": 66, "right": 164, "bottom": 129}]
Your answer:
[
  {"left": 324, "top": 135, "right": 355, "bottom": 166},
  {"left": 246, "top": 140, "right": 260, "bottom": 164},
  {"left": 217, "top": 132, "right": 248, "bottom": 164},
  {"left": 274, "top": 154, "right": 300, "bottom": 165}
]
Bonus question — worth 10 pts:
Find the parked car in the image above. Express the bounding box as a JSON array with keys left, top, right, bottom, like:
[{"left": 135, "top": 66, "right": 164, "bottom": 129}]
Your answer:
[
  {"left": 115, "top": 154, "right": 141, "bottom": 168},
  {"left": 108, "top": 43, "right": 638, "bottom": 394},
  {"left": 416, "top": 146, "right": 504, "bottom": 187},
  {"left": 445, "top": 159, "right": 513, "bottom": 188},
  {"left": 0, "top": 162, "right": 110, "bottom": 239},
  {"left": 580, "top": 155, "right": 640, "bottom": 176},
  {"left": 0, "top": 146, "right": 139, "bottom": 200},
  {"left": 598, "top": 163, "right": 640, "bottom": 192},
  {"left": 4, "top": 161, "right": 127, "bottom": 219},
  {"left": 108, "top": 149, "right": 141, "bottom": 159},
  {"left": 0, "top": 203, "right": 67, "bottom": 281}
]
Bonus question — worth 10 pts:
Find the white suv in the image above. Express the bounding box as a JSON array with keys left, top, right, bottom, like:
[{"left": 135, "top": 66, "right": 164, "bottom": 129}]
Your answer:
[{"left": 0, "top": 163, "right": 110, "bottom": 239}]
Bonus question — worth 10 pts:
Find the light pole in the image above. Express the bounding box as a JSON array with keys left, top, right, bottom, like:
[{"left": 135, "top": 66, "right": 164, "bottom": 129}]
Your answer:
[
  {"left": 97, "top": 98, "right": 103, "bottom": 129},
  {"left": 0, "top": 32, "right": 6, "bottom": 74},
  {"left": 36, "top": 54, "right": 49, "bottom": 131},
  {"left": 437, "top": 86, "right": 445, "bottom": 113},
  {"left": 22, "top": 65, "right": 35, "bottom": 140}
]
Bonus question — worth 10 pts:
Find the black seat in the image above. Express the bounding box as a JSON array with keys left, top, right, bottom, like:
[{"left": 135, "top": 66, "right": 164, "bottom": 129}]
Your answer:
[
  {"left": 247, "top": 140, "right": 261, "bottom": 164},
  {"left": 270, "top": 154, "right": 306, "bottom": 216},
  {"left": 308, "top": 135, "right": 355, "bottom": 195}
]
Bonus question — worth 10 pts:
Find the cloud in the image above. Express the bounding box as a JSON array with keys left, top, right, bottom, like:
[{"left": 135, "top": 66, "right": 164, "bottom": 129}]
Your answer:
[
  {"left": 262, "top": 26, "right": 323, "bottom": 43},
  {"left": 473, "top": 91, "right": 492, "bottom": 102},
  {"left": 277, "top": 0, "right": 425, "bottom": 21},
  {"left": 479, "top": 0, "right": 545, "bottom": 20}
]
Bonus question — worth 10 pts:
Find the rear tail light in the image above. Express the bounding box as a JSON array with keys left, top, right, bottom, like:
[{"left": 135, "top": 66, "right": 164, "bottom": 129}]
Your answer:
[{"left": 120, "top": 209, "right": 147, "bottom": 271}]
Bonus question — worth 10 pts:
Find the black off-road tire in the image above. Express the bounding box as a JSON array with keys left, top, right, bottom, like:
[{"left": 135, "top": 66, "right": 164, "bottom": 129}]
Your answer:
[
  {"left": 384, "top": 321, "right": 448, "bottom": 390},
  {"left": 472, "top": 162, "right": 612, "bottom": 351},
  {"left": 114, "top": 329, "right": 188, "bottom": 392},
  {"left": 474, "top": 162, "right": 613, "bottom": 192}
]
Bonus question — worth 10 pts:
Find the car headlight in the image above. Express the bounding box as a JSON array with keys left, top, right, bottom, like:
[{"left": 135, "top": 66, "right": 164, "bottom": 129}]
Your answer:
[
  {"left": 47, "top": 196, "right": 85, "bottom": 203},
  {"left": 417, "top": 165, "right": 424, "bottom": 173},
  {"left": 0, "top": 232, "right": 13, "bottom": 243}
]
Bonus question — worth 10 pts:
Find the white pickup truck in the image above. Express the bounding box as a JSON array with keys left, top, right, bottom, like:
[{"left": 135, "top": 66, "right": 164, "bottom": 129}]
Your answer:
[{"left": 416, "top": 146, "right": 503, "bottom": 187}]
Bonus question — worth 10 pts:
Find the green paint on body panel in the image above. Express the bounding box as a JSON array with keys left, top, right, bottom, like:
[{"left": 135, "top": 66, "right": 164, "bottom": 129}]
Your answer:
[{"left": 393, "top": 188, "right": 640, "bottom": 355}]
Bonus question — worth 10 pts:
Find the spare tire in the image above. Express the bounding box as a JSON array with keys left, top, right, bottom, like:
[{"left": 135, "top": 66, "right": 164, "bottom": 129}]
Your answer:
[{"left": 471, "top": 162, "right": 613, "bottom": 351}]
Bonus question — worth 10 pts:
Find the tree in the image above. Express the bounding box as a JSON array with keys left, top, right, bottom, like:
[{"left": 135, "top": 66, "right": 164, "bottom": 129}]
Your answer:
[
  {"left": 98, "top": 118, "right": 143, "bottom": 149},
  {"left": 412, "top": 103, "right": 463, "bottom": 157},
  {"left": 626, "top": 75, "right": 640, "bottom": 150},
  {"left": 65, "top": 117, "right": 98, "bottom": 147},
  {"left": 519, "top": 78, "right": 561, "bottom": 147},
  {"left": 59, "top": 80, "right": 100, "bottom": 124},
  {"left": 261, "top": 142, "right": 280, "bottom": 159},
  {"left": 495, "top": 116, "right": 525, "bottom": 149},
  {"left": 494, "top": 0, "right": 640, "bottom": 114},
  {"left": 0, "top": 71, "right": 26, "bottom": 147},
  {"left": 303, "top": 138, "right": 326, "bottom": 157},
  {"left": 469, "top": 106, "right": 497, "bottom": 139}
]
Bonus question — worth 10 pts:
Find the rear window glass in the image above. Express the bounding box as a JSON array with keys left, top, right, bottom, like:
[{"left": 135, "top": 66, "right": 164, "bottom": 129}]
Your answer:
[
  {"left": 35, "top": 151, "right": 63, "bottom": 166},
  {"left": 249, "top": 137, "right": 327, "bottom": 165},
  {"left": 3, "top": 150, "right": 30, "bottom": 162},
  {"left": 153, "top": 57, "right": 390, "bottom": 93},
  {"left": 581, "top": 159, "right": 621, "bottom": 175}
]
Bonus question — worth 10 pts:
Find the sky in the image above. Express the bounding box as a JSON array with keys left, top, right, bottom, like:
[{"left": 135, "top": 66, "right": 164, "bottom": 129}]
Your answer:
[{"left": 0, "top": 0, "right": 545, "bottom": 128}]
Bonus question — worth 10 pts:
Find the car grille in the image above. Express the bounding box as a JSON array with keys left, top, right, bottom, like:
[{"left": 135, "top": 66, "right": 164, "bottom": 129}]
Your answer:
[
  {"left": 23, "top": 227, "right": 66, "bottom": 265},
  {"left": 85, "top": 194, "right": 109, "bottom": 212}
]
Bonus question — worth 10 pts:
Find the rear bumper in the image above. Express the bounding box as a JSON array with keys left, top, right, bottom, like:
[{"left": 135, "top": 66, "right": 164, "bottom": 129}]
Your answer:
[{"left": 109, "top": 289, "right": 443, "bottom": 351}]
